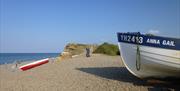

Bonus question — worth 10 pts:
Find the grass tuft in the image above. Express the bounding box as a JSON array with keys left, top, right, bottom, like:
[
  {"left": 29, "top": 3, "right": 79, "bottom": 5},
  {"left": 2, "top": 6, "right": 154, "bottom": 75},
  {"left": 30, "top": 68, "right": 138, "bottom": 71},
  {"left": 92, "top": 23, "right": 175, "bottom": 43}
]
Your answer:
[{"left": 93, "top": 42, "right": 120, "bottom": 56}]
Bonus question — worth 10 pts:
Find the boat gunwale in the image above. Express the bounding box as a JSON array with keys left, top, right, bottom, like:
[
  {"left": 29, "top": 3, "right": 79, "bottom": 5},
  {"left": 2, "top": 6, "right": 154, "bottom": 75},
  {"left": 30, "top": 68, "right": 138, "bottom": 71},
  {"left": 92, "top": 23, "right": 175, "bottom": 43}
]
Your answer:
[
  {"left": 117, "top": 32, "right": 180, "bottom": 40},
  {"left": 117, "top": 32, "right": 180, "bottom": 50}
]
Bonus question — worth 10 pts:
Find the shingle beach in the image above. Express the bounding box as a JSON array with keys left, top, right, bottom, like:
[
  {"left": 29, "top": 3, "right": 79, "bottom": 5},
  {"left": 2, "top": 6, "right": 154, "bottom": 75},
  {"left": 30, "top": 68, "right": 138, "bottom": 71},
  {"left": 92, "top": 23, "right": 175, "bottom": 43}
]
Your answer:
[{"left": 0, "top": 54, "right": 178, "bottom": 91}]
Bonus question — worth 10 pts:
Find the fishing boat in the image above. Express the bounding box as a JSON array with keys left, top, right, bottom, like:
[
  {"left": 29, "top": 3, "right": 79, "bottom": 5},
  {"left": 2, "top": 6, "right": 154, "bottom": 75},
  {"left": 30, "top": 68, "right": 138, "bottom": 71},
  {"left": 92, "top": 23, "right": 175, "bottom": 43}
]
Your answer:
[{"left": 117, "top": 32, "right": 180, "bottom": 79}]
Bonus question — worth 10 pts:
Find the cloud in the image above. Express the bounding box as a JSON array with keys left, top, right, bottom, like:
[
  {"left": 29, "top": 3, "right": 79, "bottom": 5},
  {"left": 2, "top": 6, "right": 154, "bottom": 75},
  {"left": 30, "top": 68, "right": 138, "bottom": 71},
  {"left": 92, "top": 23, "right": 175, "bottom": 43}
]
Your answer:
[{"left": 148, "top": 29, "right": 160, "bottom": 35}]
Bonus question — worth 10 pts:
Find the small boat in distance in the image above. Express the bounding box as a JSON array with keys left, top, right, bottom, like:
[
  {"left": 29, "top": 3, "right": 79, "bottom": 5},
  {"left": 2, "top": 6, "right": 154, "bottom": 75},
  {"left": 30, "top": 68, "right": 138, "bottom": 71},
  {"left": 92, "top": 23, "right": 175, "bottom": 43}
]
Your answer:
[
  {"left": 19, "top": 58, "right": 49, "bottom": 71},
  {"left": 117, "top": 32, "right": 180, "bottom": 79}
]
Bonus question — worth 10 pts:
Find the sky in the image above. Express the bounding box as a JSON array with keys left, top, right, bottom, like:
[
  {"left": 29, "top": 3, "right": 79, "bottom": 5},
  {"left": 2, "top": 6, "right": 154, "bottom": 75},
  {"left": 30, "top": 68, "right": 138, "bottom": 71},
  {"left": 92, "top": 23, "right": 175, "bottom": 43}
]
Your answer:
[{"left": 0, "top": 0, "right": 180, "bottom": 53}]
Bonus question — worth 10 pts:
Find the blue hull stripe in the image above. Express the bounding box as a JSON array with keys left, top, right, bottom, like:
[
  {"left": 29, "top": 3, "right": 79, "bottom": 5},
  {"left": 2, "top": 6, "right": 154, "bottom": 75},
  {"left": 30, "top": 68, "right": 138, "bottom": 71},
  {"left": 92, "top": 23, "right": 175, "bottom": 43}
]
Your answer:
[{"left": 117, "top": 32, "right": 180, "bottom": 50}]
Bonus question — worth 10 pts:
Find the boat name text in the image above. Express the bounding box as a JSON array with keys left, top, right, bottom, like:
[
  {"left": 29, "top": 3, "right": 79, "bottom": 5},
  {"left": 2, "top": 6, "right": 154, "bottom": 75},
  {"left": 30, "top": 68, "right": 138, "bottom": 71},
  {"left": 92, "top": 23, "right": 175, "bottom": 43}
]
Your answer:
[
  {"left": 162, "top": 40, "right": 175, "bottom": 46},
  {"left": 120, "top": 35, "right": 176, "bottom": 47},
  {"left": 147, "top": 39, "right": 175, "bottom": 46},
  {"left": 120, "top": 35, "right": 143, "bottom": 44},
  {"left": 146, "top": 39, "right": 160, "bottom": 44}
]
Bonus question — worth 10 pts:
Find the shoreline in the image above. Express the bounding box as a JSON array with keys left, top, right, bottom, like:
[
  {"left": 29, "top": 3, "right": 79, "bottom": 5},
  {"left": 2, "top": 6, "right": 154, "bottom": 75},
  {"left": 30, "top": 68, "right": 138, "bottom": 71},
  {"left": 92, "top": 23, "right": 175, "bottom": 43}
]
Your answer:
[
  {"left": 0, "top": 57, "right": 57, "bottom": 65},
  {"left": 0, "top": 57, "right": 57, "bottom": 73},
  {"left": 0, "top": 53, "right": 59, "bottom": 65}
]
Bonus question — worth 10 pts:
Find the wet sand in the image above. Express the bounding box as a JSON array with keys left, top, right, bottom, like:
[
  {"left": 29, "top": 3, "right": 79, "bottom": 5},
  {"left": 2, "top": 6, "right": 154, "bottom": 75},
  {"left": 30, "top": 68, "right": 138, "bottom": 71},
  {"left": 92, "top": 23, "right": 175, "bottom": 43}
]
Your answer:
[{"left": 0, "top": 54, "right": 179, "bottom": 91}]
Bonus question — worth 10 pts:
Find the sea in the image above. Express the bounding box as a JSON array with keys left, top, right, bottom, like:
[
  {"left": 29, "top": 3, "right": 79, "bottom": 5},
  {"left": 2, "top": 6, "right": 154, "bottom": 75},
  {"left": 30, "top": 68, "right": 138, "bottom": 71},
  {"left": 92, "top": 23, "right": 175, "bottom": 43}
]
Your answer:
[{"left": 0, "top": 53, "right": 59, "bottom": 64}]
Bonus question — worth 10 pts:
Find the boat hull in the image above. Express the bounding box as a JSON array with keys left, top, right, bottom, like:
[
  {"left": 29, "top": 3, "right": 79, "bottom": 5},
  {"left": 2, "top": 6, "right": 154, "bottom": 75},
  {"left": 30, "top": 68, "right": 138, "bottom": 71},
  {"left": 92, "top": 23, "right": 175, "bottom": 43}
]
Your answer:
[
  {"left": 117, "top": 32, "right": 180, "bottom": 78},
  {"left": 19, "top": 58, "right": 49, "bottom": 71},
  {"left": 118, "top": 42, "right": 180, "bottom": 78}
]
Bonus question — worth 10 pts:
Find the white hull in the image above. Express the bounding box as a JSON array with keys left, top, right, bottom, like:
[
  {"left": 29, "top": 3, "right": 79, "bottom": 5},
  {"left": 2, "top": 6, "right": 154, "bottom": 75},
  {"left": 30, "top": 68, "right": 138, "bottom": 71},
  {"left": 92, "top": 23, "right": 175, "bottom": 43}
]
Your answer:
[{"left": 118, "top": 42, "right": 180, "bottom": 78}]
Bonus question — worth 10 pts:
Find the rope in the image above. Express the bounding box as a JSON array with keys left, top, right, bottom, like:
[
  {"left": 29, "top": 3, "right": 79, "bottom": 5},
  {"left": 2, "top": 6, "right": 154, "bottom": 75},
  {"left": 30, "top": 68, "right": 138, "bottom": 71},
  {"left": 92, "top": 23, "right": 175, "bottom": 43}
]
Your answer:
[
  {"left": 136, "top": 32, "right": 141, "bottom": 71},
  {"left": 136, "top": 45, "right": 141, "bottom": 71}
]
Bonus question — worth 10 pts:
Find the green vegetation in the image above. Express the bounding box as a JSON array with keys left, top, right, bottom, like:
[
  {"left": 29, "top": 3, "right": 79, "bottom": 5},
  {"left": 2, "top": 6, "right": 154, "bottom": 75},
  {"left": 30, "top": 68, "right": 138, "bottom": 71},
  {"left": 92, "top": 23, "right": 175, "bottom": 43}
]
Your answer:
[
  {"left": 93, "top": 42, "right": 120, "bottom": 56},
  {"left": 62, "top": 42, "right": 120, "bottom": 56}
]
